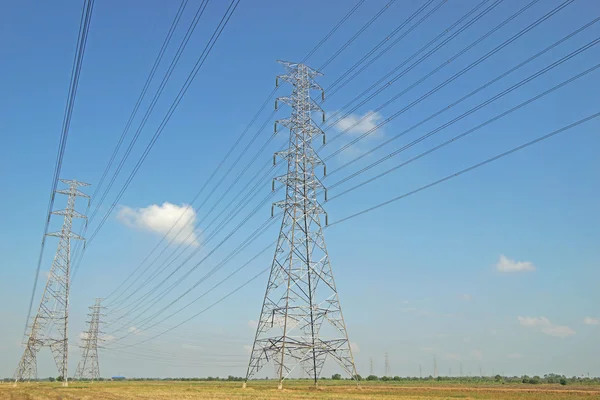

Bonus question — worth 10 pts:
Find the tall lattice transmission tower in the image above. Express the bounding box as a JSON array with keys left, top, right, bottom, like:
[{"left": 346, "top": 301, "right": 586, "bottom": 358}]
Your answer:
[
  {"left": 245, "top": 61, "right": 357, "bottom": 389},
  {"left": 14, "top": 179, "right": 90, "bottom": 386},
  {"left": 74, "top": 298, "right": 104, "bottom": 381}
]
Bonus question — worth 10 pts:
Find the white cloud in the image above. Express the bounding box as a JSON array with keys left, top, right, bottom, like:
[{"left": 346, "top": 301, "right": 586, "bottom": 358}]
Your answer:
[
  {"left": 542, "top": 325, "right": 576, "bottom": 338},
  {"left": 350, "top": 342, "right": 360, "bottom": 353},
  {"left": 102, "top": 335, "right": 116, "bottom": 342},
  {"left": 518, "top": 316, "right": 575, "bottom": 338},
  {"left": 507, "top": 353, "right": 523, "bottom": 359},
  {"left": 243, "top": 345, "right": 253, "bottom": 354},
  {"left": 181, "top": 343, "right": 204, "bottom": 351},
  {"left": 584, "top": 317, "right": 600, "bottom": 325},
  {"left": 334, "top": 111, "right": 384, "bottom": 136},
  {"left": 128, "top": 326, "right": 141, "bottom": 335},
  {"left": 117, "top": 202, "right": 200, "bottom": 246},
  {"left": 496, "top": 255, "right": 535, "bottom": 272},
  {"left": 518, "top": 316, "right": 550, "bottom": 327},
  {"left": 446, "top": 353, "right": 460, "bottom": 360},
  {"left": 248, "top": 320, "right": 258, "bottom": 329},
  {"left": 461, "top": 294, "right": 472, "bottom": 301},
  {"left": 472, "top": 350, "right": 483, "bottom": 360},
  {"left": 400, "top": 307, "right": 417, "bottom": 313}
]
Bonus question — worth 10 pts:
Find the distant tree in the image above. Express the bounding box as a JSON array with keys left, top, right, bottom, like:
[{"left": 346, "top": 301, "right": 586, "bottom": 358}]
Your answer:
[
  {"left": 393, "top": 376, "right": 401, "bottom": 381},
  {"left": 521, "top": 375, "right": 530, "bottom": 384},
  {"left": 56, "top": 376, "right": 64, "bottom": 382},
  {"left": 381, "top": 376, "right": 391, "bottom": 381},
  {"left": 353, "top": 374, "right": 362, "bottom": 381},
  {"left": 331, "top": 374, "right": 342, "bottom": 380},
  {"left": 48, "top": 377, "right": 55, "bottom": 382},
  {"left": 560, "top": 377, "right": 567, "bottom": 386},
  {"left": 529, "top": 376, "right": 540, "bottom": 385},
  {"left": 366, "top": 375, "right": 379, "bottom": 381},
  {"left": 494, "top": 374, "right": 503, "bottom": 383}
]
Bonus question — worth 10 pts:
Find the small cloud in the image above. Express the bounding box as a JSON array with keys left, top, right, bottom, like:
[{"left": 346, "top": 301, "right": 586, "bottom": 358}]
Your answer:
[
  {"left": 518, "top": 316, "right": 575, "bottom": 338},
  {"left": 128, "top": 326, "right": 141, "bottom": 335},
  {"left": 446, "top": 353, "right": 460, "bottom": 360},
  {"left": 472, "top": 350, "right": 483, "bottom": 360},
  {"left": 496, "top": 255, "right": 535, "bottom": 273},
  {"left": 243, "top": 345, "right": 253, "bottom": 354},
  {"left": 350, "top": 342, "right": 360, "bottom": 353},
  {"left": 248, "top": 320, "right": 258, "bottom": 329},
  {"left": 461, "top": 294, "right": 472, "bottom": 301},
  {"left": 79, "top": 332, "right": 89, "bottom": 340},
  {"left": 542, "top": 325, "right": 576, "bottom": 338},
  {"left": 181, "top": 343, "right": 204, "bottom": 351},
  {"left": 420, "top": 347, "right": 434, "bottom": 352},
  {"left": 518, "top": 316, "right": 550, "bottom": 327},
  {"left": 507, "top": 353, "right": 523, "bottom": 359},
  {"left": 399, "top": 307, "right": 417, "bottom": 313},
  {"left": 117, "top": 202, "right": 200, "bottom": 246},
  {"left": 584, "top": 317, "right": 600, "bottom": 325},
  {"left": 333, "top": 111, "right": 384, "bottom": 136}
]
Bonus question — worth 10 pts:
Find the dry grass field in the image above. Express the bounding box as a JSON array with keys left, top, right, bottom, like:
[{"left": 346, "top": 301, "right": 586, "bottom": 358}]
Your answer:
[{"left": 1, "top": 381, "right": 600, "bottom": 400}]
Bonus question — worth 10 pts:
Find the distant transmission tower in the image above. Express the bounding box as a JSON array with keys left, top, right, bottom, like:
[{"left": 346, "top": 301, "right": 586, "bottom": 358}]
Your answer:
[
  {"left": 14, "top": 179, "right": 90, "bottom": 386},
  {"left": 384, "top": 352, "right": 390, "bottom": 376},
  {"left": 370, "top": 358, "right": 374, "bottom": 376},
  {"left": 245, "top": 61, "right": 357, "bottom": 389},
  {"left": 74, "top": 298, "right": 105, "bottom": 381},
  {"left": 433, "top": 356, "right": 438, "bottom": 378}
]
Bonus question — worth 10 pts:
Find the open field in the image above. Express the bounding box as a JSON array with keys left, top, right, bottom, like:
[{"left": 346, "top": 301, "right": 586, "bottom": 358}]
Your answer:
[{"left": 2, "top": 381, "right": 600, "bottom": 400}]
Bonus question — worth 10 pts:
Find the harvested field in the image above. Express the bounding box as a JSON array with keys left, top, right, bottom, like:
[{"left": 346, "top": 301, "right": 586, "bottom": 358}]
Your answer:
[{"left": 1, "top": 381, "right": 600, "bottom": 399}]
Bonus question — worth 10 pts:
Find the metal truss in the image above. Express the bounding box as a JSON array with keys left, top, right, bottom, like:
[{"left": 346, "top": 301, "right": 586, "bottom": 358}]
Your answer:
[
  {"left": 14, "top": 179, "right": 90, "bottom": 386},
  {"left": 245, "top": 61, "right": 358, "bottom": 389},
  {"left": 74, "top": 298, "right": 105, "bottom": 381}
]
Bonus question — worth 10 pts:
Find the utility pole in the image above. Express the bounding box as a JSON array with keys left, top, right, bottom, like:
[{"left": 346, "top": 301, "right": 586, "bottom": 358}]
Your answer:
[
  {"left": 244, "top": 61, "right": 357, "bottom": 389},
  {"left": 384, "top": 352, "right": 390, "bottom": 376},
  {"left": 74, "top": 298, "right": 105, "bottom": 381},
  {"left": 433, "top": 356, "right": 438, "bottom": 378},
  {"left": 14, "top": 179, "right": 90, "bottom": 386},
  {"left": 419, "top": 364, "right": 422, "bottom": 379},
  {"left": 460, "top": 362, "right": 463, "bottom": 377},
  {"left": 370, "top": 358, "right": 374, "bottom": 376}
]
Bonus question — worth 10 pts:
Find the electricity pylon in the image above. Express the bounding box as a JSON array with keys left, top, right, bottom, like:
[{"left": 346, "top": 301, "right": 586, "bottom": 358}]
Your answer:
[
  {"left": 384, "top": 352, "right": 390, "bottom": 376},
  {"left": 14, "top": 179, "right": 90, "bottom": 386},
  {"left": 74, "top": 298, "right": 105, "bottom": 381},
  {"left": 244, "top": 61, "right": 357, "bottom": 389}
]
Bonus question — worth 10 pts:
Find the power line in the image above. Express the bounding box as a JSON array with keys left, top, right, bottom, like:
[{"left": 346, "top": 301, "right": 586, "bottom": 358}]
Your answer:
[
  {"left": 87, "top": 0, "right": 241, "bottom": 245},
  {"left": 71, "top": 0, "right": 191, "bottom": 274},
  {"left": 323, "top": 0, "right": 566, "bottom": 159},
  {"left": 98, "top": 0, "right": 366, "bottom": 302},
  {"left": 103, "top": 109, "right": 600, "bottom": 348},
  {"left": 326, "top": 35, "right": 600, "bottom": 195},
  {"left": 324, "top": 0, "right": 445, "bottom": 95},
  {"left": 101, "top": 0, "right": 512, "bottom": 332},
  {"left": 327, "top": 111, "right": 600, "bottom": 227},
  {"left": 320, "top": 0, "right": 506, "bottom": 140},
  {"left": 319, "top": 0, "right": 398, "bottom": 70},
  {"left": 100, "top": 0, "right": 401, "bottom": 310},
  {"left": 23, "top": 0, "right": 95, "bottom": 337},
  {"left": 329, "top": 61, "right": 600, "bottom": 202}
]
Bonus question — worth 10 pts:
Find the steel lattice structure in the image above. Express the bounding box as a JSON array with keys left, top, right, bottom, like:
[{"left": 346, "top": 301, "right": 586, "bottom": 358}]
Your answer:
[
  {"left": 74, "top": 298, "right": 104, "bottom": 381},
  {"left": 14, "top": 179, "right": 90, "bottom": 386},
  {"left": 245, "top": 61, "right": 358, "bottom": 389}
]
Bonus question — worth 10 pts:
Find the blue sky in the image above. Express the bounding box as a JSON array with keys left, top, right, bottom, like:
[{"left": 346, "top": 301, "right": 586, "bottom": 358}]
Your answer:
[{"left": 1, "top": 0, "right": 599, "bottom": 379}]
